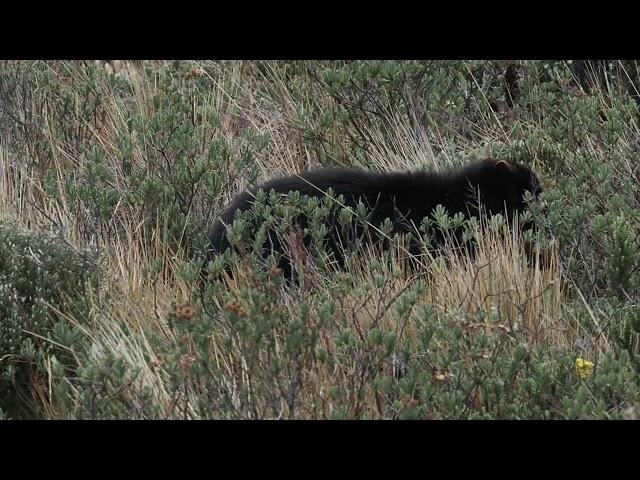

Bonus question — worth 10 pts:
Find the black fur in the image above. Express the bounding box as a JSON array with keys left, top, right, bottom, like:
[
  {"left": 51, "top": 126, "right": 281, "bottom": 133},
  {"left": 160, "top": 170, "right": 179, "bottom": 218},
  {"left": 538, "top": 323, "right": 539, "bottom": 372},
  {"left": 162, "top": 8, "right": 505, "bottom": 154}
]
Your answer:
[{"left": 206, "top": 158, "right": 542, "bottom": 280}]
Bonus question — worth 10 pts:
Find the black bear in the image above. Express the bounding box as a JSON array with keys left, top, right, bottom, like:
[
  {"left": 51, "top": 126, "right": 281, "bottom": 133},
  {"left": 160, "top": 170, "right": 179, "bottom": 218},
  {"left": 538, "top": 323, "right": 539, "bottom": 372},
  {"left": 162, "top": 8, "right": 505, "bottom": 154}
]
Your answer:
[{"left": 205, "top": 158, "right": 543, "bottom": 281}]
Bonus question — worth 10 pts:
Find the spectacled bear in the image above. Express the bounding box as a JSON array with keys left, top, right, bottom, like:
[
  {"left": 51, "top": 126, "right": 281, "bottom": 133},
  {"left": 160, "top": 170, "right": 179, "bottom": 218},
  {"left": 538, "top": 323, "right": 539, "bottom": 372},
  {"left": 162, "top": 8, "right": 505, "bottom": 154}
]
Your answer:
[{"left": 205, "top": 158, "right": 543, "bottom": 281}]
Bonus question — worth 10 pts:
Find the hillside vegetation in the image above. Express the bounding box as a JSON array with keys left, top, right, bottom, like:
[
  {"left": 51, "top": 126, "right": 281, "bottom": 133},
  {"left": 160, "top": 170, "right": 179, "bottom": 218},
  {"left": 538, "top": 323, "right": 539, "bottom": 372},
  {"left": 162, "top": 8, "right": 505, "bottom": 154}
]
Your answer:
[{"left": 0, "top": 60, "right": 639, "bottom": 419}]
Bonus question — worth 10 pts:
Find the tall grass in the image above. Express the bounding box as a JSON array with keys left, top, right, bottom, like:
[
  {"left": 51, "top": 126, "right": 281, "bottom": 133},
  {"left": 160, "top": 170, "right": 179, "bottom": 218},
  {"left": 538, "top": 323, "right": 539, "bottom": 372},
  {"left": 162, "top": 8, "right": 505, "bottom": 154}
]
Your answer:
[{"left": 0, "top": 60, "right": 638, "bottom": 419}]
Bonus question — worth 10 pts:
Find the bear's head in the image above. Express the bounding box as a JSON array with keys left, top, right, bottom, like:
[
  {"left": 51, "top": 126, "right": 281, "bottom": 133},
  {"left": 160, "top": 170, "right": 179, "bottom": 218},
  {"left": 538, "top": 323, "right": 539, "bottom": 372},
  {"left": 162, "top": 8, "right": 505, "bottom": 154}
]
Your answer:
[{"left": 470, "top": 158, "right": 543, "bottom": 224}]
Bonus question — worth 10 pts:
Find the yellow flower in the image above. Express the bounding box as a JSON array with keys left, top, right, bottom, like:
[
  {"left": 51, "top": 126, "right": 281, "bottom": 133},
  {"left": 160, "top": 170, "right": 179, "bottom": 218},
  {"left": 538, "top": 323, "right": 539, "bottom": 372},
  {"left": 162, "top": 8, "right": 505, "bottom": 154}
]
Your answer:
[{"left": 575, "top": 357, "right": 595, "bottom": 379}]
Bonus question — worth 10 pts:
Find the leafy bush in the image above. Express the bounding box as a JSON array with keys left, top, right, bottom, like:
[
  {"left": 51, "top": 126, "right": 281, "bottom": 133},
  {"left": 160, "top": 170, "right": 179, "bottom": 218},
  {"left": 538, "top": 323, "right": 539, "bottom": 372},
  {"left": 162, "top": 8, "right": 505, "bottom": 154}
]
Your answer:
[{"left": 0, "top": 222, "right": 97, "bottom": 418}]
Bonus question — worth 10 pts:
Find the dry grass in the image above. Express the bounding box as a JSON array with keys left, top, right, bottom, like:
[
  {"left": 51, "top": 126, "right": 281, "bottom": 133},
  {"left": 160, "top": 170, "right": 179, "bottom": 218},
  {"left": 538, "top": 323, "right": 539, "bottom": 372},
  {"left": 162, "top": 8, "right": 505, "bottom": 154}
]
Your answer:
[{"left": 2, "top": 59, "right": 621, "bottom": 418}]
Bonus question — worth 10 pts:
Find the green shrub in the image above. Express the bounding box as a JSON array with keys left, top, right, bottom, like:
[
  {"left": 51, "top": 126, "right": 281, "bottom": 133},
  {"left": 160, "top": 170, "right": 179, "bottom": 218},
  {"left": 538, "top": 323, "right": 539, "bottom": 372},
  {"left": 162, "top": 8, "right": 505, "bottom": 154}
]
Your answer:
[{"left": 0, "top": 222, "right": 97, "bottom": 418}]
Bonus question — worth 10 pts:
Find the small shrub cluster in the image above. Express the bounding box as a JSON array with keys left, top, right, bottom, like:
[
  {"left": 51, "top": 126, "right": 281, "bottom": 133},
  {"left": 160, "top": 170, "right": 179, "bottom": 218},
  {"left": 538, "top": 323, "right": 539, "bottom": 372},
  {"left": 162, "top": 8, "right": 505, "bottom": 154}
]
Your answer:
[{"left": 0, "top": 222, "right": 96, "bottom": 418}]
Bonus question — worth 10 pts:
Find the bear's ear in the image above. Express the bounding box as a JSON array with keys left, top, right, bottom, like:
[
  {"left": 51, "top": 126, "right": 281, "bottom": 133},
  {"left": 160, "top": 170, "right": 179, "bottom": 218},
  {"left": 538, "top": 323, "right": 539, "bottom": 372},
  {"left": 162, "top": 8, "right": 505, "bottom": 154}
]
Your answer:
[{"left": 494, "top": 160, "right": 514, "bottom": 179}]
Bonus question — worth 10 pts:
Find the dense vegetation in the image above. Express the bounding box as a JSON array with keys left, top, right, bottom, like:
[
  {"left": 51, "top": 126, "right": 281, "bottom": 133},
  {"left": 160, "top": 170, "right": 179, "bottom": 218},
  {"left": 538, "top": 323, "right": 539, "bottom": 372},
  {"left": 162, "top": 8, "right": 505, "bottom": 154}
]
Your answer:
[{"left": 0, "top": 60, "right": 639, "bottom": 419}]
